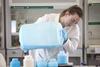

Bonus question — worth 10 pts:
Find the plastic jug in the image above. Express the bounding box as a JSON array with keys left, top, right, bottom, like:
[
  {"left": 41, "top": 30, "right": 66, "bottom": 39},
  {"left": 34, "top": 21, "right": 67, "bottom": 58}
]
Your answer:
[
  {"left": 48, "top": 59, "right": 58, "bottom": 67},
  {"left": 36, "top": 59, "right": 47, "bottom": 67},
  {"left": 10, "top": 58, "right": 20, "bottom": 67},
  {"left": 23, "top": 55, "right": 35, "bottom": 67},
  {"left": 19, "top": 22, "right": 67, "bottom": 51},
  {"left": 57, "top": 51, "right": 68, "bottom": 64},
  {"left": 0, "top": 53, "right": 6, "bottom": 67}
]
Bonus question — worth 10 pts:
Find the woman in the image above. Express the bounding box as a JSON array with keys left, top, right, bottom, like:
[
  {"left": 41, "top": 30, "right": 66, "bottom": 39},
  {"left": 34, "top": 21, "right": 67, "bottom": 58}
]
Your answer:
[{"left": 31, "top": 5, "right": 83, "bottom": 61}]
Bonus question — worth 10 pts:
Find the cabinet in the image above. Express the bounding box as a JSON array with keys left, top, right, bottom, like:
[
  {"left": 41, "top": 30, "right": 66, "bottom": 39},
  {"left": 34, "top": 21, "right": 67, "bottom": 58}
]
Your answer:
[
  {"left": 88, "top": 4, "right": 100, "bottom": 50},
  {"left": 0, "top": 0, "right": 5, "bottom": 49},
  {"left": 0, "top": 0, "right": 6, "bottom": 61},
  {"left": 88, "top": 0, "right": 100, "bottom": 4},
  {"left": 87, "top": 3, "right": 100, "bottom": 65},
  {"left": 69, "top": 48, "right": 82, "bottom": 65},
  {"left": 9, "top": 0, "right": 81, "bottom": 9},
  {"left": 7, "top": 48, "right": 24, "bottom": 65},
  {"left": 0, "top": 0, "right": 6, "bottom": 65}
]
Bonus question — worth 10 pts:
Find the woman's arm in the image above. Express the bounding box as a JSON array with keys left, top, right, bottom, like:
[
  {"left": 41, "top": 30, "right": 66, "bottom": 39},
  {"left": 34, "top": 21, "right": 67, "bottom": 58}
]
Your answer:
[{"left": 63, "top": 24, "right": 80, "bottom": 53}]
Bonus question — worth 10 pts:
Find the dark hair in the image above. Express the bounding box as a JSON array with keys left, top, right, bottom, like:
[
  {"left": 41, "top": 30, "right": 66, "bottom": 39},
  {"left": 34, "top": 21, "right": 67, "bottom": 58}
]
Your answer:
[{"left": 60, "top": 5, "right": 83, "bottom": 18}]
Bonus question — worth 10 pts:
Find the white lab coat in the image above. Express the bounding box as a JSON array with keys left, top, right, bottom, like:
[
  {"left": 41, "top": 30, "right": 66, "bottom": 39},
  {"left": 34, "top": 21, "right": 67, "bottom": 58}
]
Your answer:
[
  {"left": 0, "top": 53, "right": 6, "bottom": 67},
  {"left": 31, "top": 13, "right": 80, "bottom": 61}
]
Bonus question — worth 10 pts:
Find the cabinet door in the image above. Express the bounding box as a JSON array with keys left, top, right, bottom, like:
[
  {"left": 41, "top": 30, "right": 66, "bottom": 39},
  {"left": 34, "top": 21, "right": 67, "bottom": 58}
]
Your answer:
[
  {"left": 7, "top": 49, "right": 23, "bottom": 65},
  {"left": 0, "top": 0, "right": 4, "bottom": 49}
]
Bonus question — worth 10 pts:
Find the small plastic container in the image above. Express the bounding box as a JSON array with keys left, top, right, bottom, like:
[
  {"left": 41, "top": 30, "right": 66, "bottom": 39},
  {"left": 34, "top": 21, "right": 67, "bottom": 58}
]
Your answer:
[
  {"left": 0, "top": 53, "right": 6, "bottom": 67},
  {"left": 10, "top": 58, "right": 20, "bottom": 67},
  {"left": 57, "top": 51, "right": 69, "bottom": 64},
  {"left": 48, "top": 59, "right": 58, "bottom": 67},
  {"left": 23, "top": 55, "right": 35, "bottom": 67}
]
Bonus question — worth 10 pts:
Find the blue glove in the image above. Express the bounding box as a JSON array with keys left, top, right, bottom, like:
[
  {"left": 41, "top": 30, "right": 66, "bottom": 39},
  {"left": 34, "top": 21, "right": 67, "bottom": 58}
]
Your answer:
[{"left": 62, "top": 29, "right": 68, "bottom": 44}]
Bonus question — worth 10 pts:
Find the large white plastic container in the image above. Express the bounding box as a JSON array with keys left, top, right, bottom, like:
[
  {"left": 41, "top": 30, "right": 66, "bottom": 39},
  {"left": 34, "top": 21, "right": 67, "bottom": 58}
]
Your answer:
[
  {"left": 19, "top": 22, "right": 67, "bottom": 51},
  {"left": 0, "top": 53, "right": 6, "bottom": 67}
]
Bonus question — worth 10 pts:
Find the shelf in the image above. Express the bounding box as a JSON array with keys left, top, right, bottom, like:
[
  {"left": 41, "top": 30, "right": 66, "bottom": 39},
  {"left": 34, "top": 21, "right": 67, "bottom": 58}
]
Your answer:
[
  {"left": 87, "top": 46, "right": 100, "bottom": 54},
  {"left": 7, "top": 47, "right": 21, "bottom": 50},
  {"left": 88, "top": 0, "right": 100, "bottom": 4},
  {"left": 88, "top": 22, "right": 100, "bottom": 25},
  {"left": 10, "top": 3, "right": 78, "bottom": 9},
  {"left": 12, "top": 32, "right": 19, "bottom": 36}
]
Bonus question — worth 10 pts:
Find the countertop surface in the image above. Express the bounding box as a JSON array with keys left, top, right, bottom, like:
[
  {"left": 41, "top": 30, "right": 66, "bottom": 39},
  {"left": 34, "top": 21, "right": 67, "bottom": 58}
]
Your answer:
[{"left": 7, "top": 62, "right": 97, "bottom": 67}]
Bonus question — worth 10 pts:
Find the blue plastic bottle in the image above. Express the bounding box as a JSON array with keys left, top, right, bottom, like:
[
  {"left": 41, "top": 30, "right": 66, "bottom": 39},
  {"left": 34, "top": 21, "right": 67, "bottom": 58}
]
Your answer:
[
  {"left": 36, "top": 59, "right": 47, "bottom": 67},
  {"left": 10, "top": 58, "right": 20, "bottom": 67},
  {"left": 48, "top": 59, "right": 58, "bottom": 67},
  {"left": 57, "top": 51, "right": 68, "bottom": 64}
]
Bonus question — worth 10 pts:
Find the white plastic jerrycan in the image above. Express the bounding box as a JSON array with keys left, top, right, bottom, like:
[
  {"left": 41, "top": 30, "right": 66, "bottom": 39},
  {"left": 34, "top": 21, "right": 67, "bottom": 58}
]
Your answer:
[
  {"left": 0, "top": 53, "right": 6, "bottom": 67},
  {"left": 23, "top": 55, "right": 35, "bottom": 67},
  {"left": 19, "top": 21, "right": 67, "bottom": 51}
]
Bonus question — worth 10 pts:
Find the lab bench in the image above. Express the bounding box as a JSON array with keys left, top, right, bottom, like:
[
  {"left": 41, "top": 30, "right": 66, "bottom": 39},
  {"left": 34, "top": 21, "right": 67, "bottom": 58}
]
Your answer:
[{"left": 7, "top": 65, "right": 96, "bottom": 67}]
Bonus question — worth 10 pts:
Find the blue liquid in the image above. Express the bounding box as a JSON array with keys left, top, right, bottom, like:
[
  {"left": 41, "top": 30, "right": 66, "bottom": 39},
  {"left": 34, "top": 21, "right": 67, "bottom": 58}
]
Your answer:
[
  {"left": 10, "top": 58, "right": 20, "bottom": 67},
  {"left": 57, "top": 51, "right": 68, "bottom": 64},
  {"left": 36, "top": 59, "right": 47, "bottom": 67},
  {"left": 48, "top": 59, "right": 58, "bottom": 67}
]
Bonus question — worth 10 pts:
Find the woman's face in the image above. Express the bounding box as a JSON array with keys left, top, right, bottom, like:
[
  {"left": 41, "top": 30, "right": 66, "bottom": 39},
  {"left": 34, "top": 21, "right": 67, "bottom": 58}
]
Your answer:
[{"left": 60, "top": 12, "right": 80, "bottom": 27}]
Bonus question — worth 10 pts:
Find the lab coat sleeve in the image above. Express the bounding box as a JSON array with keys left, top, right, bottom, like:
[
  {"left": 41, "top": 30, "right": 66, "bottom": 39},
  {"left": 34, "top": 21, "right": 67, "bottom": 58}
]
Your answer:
[
  {"left": 35, "top": 14, "right": 48, "bottom": 23},
  {"left": 63, "top": 24, "right": 80, "bottom": 53},
  {"left": 35, "top": 13, "right": 58, "bottom": 23},
  {"left": 29, "top": 49, "right": 46, "bottom": 61}
]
